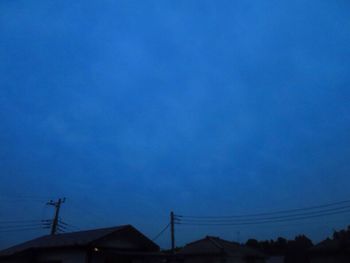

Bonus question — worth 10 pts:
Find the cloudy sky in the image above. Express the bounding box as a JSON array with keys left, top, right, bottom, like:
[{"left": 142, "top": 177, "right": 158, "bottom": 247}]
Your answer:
[{"left": 1, "top": 0, "right": 350, "bottom": 249}]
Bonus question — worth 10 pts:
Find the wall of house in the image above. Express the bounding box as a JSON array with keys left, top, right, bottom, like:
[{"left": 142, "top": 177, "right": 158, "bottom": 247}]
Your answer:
[
  {"left": 0, "top": 258, "right": 23, "bottom": 263},
  {"left": 0, "top": 249, "right": 86, "bottom": 263},
  {"left": 34, "top": 249, "right": 86, "bottom": 263},
  {"left": 266, "top": 256, "right": 284, "bottom": 263},
  {"left": 310, "top": 255, "right": 350, "bottom": 263},
  {"left": 227, "top": 257, "right": 245, "bottom": 263},
  {"left": 245, "top": 258, "right": 265, "bottom": 263},
  {"left": 94, "top": 230, "right": 157, "bottom": 252},
  {"left": 97, "top": 238, "right": 139, "bottom": 249},
  {"left": 180, "top": 256, "right": 248, "bottom": 263},
  {"left": 132, "top": 259, "right": 164, "bottom": 263},
  {"left": 180, "top": 256, "right": 266, "bottom": 263},
  {"left": 89, "top": 252, "right": 164, "bottom": 263},
  {"left": 183, "top": 257, "right": 225, "bottom": 263}
]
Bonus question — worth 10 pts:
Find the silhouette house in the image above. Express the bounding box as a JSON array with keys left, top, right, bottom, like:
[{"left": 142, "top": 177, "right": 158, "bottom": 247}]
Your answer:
[
  {"left": 176, "top": 236, "right": 266, "bottom": 263},
  {"left": 0, "top": 225, "right": 161, "bottom": 263}
]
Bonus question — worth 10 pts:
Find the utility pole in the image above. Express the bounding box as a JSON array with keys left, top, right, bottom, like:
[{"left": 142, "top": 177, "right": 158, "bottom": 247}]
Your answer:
[
  {"left": 47, "top": 198, "right": 65, "bottom": 235},
  {"left": 170, "top": 211, "right": 175, "bottom": 253}
]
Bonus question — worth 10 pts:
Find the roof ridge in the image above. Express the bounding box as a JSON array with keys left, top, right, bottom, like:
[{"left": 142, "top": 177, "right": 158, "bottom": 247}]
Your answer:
[{"left": 50, "top": 224, "right": 132, "bottom": 237}]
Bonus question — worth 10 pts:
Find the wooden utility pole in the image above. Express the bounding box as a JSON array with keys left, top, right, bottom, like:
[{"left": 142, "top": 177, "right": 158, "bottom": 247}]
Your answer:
[
  {"left": 47, "top": 198, "right": 65, "bottom": 235},
  {"left": 170, "top": 211, "right": 175, "bottom": 253}
]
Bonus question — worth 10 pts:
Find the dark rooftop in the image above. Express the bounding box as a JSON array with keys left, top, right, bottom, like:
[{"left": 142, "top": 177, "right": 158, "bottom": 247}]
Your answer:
[
  {"left": 0, "top": 225, "right": 159, "bottom": 257},
  {"left": 179, "top": 236, "right": 265, "bottom": 258}
]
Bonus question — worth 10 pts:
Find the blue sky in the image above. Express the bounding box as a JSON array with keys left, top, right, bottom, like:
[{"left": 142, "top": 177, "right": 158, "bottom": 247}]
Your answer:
[{"left": 1, "top": 0, "right": 350, "bottom": 249}]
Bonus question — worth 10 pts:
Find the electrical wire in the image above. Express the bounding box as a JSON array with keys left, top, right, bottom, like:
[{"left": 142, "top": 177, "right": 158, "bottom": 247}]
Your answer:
[
  {"left": 0, "top": 220, "right": 44, "bottom": 224},
  {"left": 56, "top": 225, "right": 67, "bottom": 233},
  {"left": 176, "top": 209, "right": 350, "bottom": 226},
  {"left": 0, "top": 223, "right": 45, "bottom": 229},
  {"left": 176, "top": 205, "right": 350, "bottom": 223},
  {"left": 0, "top": 227, "right": 45, "bottom": 233},
  {"left": 58, "top": 219, "right": 81, "bottom": 231},
  {"left": 177, "top": 199, "right": 350, "bottom": 219},
  {"left": 57, "top": 225, "right": 69, "bottom": 230},
  {"left": 152, "top": 223, "right": 170, "bottom": 241},
  {"left": 58, "top": 219, "right": 68, "bottom": 226}
]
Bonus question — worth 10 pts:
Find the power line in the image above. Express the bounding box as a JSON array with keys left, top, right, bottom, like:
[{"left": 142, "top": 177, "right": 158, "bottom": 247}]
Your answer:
[
  {"left": 176, "top": 205, "right": 350, "bottom": 223},
  {"left": 58, "top": 218, "right": 78, "bottom": 228},
  {"left": 0, "top": 198, "right": 77, "bottom": 236},
  {"left": 58, "top": 221, "right": 69, "bottom": 226},
  {"left": 0, "top": 220, "right": 43, "bottom": 224},
  {"left": 56, "top": 225, "right": 67, "bottom": 234},
  {"left": 176, "top": 209, "right": 350, "bottom": 226},
  {"left": 152, "top": 223, "right": 170, "bottom": 241},
  {"left": 58, "top": 220, "right": 81, "bottom": 232},
  {"left": 0, "top": 227, "right": 44, "bottom": 233},
  {"left": 0, "top": 224, "right": 45, "bottom": 230},
  {"left": 64, "top": 225, "right": 81, "bottom": 232},
  {"left": 178, "top": 199, "right": 350, "bottom": 219},
  {"left": 57, "top": 223, "right": 69, "bottom": 231},
  {"left": 0, "top": 219, "right": 52, "bottom": 230}
]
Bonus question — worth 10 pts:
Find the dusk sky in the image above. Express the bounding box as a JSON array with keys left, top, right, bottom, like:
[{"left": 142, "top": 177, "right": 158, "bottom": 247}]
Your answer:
[{"left": 1, "top": 0, "right": 350, "bottom": 249}]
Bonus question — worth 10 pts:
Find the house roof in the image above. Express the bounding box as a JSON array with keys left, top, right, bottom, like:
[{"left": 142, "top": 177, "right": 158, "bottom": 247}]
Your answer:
[
  {"left": 0, "top": 225, "right": 159, "bottom": 257},
  {"left": 179, "top": 236, "right": 265, "bottom": 258}
]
